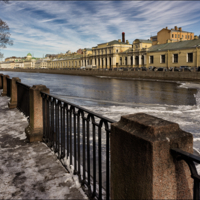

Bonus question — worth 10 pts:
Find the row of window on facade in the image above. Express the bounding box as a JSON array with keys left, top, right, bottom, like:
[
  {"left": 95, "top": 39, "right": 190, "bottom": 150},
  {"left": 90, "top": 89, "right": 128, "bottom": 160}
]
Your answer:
[
  {"left": 171, "top": 34, "right": 192, "bottom": 39},
  {"left": 149, "top": 53, "right": 193, "bottom": 64},
  {"left": 49, "top": 53, "right": 194, "bottom": 68},
  {"left": 93, "top": 49, "right": 119, "bottom": 55}
]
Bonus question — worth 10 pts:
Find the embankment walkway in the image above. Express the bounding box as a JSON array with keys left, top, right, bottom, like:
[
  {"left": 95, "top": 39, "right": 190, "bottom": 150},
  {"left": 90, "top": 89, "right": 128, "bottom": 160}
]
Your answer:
[{"left": 0, "top": 94, "right": 87, "bottom": 199}]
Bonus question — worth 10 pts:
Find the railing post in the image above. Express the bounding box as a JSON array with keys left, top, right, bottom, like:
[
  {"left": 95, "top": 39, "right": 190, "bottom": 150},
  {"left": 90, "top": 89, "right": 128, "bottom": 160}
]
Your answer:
[
  {"left": 111, "top": 113, "right": 193, "bottom": 199},
  {"left": 25, "top": 85, "right": 49, "bottom": 142},
  {"left": 0, "top": 74, "right": 3, "bottom": 89},
  {"left": 8, "top": 77, "right": 21, "bottom": 109},
  {"left": 1, "top": 75, "right": 10, "bottom": 96}
]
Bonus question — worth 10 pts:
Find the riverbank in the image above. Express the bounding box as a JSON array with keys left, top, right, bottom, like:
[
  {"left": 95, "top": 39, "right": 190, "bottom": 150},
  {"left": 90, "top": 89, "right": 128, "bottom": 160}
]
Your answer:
[
  {"left": 0, "top": 94, "right": 87, "bottom": 199},
  {"left": 1, "top": 68, "right": 200, "bottom": 81}
]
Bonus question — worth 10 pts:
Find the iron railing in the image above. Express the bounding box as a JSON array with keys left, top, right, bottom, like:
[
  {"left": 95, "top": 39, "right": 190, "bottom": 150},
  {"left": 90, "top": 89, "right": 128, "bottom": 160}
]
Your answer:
[
  {"left": 16, "top": 81, "right": 30, "bottom": 118},
  {"left": 41, "top": 91, "right": 115, "bottom": 200},
  {"left": 0, "top": 74, "right": 3, "bottom": 89},
  {"left": 171, "top": 148, "right": 200, "bottom": 200},
  {"left": 6, "top": 77, "right": 11, "bottom": 97}
]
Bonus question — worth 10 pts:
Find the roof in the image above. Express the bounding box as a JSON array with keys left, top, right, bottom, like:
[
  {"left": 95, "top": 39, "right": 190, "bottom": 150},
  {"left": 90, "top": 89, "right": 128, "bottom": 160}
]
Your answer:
[
  {"left": 171, "top": 30, "right": 193, "bottom": 33},
  {"left": 27, "top": 53, "right": 32, "bottom": 56},
  {"left": 134, "top": 39, "right": 152, "bottom": 43},
  {"left": 148, "top": 39, "right": 200, "bottom": 52},
  {"left": 97, "top": 40, "right": 130, "bottom": 46}
]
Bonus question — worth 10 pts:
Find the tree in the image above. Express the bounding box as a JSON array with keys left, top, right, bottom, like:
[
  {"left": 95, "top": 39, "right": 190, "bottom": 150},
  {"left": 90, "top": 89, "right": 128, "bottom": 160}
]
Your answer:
[{"left": 0, "top": 18, "right": 13, "bottom": 58}]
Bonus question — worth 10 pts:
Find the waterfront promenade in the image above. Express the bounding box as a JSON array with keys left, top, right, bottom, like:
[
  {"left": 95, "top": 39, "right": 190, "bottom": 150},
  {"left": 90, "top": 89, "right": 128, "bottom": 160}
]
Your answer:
[{"left": 0, "top": 93, "right": 87, "bottom": 199}]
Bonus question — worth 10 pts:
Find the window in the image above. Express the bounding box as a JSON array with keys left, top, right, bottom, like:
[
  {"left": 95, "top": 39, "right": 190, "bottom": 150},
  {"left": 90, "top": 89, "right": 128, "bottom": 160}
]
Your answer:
[
  {"left": 185, "top": 35, "right": 187, "bottom": 39},
  {"left": 116, "top": 49, "right": 118, "bottom": 53},
  {"left": 149, "top": 56, "right": 154, "bottom": 64},
  {"left": 102, "top": 50, "right": 103, "bottom": 54},
  {"left": 109, "top": 50, "right": 111, "bottom": 54},
  {"left": 175, "top": 34, "right": 177, "bottom": 38},
  {"left": 191, "top": 36, "right": 192, "bottom": 39},
  {"left": 172, "top": 34, "right": 174, "bottom": 38},
  {"left": 125, "top": 57, "right": 127, "bottom": 65},
  {"left": 182, "top": 35, "right": 183, "bottom": 38},
  {"left": 188, "top": 53, "right": 193, "bottom": 62},
  {"left": 120, "top": 57, "right": 122, "bottom": 65},
  {"left": 178, "top": 35, "right": 180, "bottom": 38},
  {"left": 188, "top": 35, "right": 189, "bottom": 39},
  {"left": 174, "top": 54, "right": 178, "bottom": 63},
  {"left": 161, "top": 55, "right": 165, "bottom": 63}
]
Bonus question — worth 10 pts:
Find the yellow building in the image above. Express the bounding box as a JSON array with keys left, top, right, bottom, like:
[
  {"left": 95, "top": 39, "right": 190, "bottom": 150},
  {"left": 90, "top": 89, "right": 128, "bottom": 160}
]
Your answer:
[{"left": 151, "top": 26, "right": 194, "bottom": 45}]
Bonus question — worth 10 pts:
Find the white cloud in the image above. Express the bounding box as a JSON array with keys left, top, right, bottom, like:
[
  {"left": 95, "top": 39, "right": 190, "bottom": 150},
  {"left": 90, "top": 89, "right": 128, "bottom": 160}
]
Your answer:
[{"left": 1, "top": 1, "right": 200, "bottom": 59}]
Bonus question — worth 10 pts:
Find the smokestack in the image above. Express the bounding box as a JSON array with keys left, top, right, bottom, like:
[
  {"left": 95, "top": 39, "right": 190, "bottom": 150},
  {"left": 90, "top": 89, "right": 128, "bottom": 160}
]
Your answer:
[{"left": 122, "top": 32, "right": 125, "bottom": 43}]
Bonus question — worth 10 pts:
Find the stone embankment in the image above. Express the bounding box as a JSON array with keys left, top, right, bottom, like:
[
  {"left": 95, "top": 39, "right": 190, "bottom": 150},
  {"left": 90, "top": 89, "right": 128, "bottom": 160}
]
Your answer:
[
  {"left": 1, "top": 68, "right": 200, "bottom": 81},
  {"left": 0, "top": 94, "right": 87, "bottom": 199}
]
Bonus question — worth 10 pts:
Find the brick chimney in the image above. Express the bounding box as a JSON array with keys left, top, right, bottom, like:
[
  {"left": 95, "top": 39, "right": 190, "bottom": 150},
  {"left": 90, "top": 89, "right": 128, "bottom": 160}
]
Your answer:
[
  {"left": 175, "top": 26, "right": 178, "bottom": 30},
  {"left": 179, "top": 27, "right": 182, "bottom": 31},
  {"left": 122, "top": 32, "right": 125, "bottom": 43}
]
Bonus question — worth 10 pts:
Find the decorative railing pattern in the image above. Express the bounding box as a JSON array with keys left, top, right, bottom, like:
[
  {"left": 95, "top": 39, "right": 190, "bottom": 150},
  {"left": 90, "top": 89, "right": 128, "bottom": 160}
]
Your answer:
[
  {"left": 6, "top": 77, "right": 11, "bottom": 97},
  {"left": 171, "top": 148, "right": 200, "bottom": 200},
  {"left": 16, "top": 81, "right": 30, "bottom": 118},
  {"left": 41, "top": 91, "right": 115, "bottom": 200}
]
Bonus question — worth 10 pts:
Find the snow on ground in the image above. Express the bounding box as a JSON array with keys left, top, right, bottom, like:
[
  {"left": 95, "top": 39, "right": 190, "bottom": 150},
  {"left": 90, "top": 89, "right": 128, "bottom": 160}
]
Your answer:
[{"left": 0, "top": 93, "right": 87, "bottom": 199}]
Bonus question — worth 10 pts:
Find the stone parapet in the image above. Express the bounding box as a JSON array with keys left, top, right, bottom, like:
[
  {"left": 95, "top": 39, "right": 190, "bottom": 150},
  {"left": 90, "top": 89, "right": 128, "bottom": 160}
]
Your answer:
[
  {"left": 111, "top": 113, "right": 193, "bottom": 199},
  {"left": 1, "top": 75, "right": 10, "bottom": 96},
  {"left": 8, "top": 77, "right": 21, "bottom": 109},
  {"left": 25, "top": 85, "right": 49, "bottom": 142}
]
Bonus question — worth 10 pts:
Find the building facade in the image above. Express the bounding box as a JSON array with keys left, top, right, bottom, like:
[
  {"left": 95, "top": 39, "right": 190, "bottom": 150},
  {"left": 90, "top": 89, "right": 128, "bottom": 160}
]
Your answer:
[{"left": 3, "top": 26, "right": 200, "bottom": 70}]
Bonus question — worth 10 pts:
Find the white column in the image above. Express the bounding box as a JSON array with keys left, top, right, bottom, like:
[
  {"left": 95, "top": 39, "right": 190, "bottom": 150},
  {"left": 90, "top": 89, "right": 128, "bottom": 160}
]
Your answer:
[
  {"left": 186, "top": 53, "right": 188, "bottom": 63},
  {"left": 128, "top": 56, "right": 131, "bottom": 65},
  {"left": 99, "top": 58, "right": 102, "bottom": 67},
  {"left": 112, "top": 57, "right": 116, "bottom": 67},
  {"left": 92, "top": 59, "right": 95, "bottom": 66},
  {"left": 133, "top": 55, "right": 135, "bottom": 65},
  {"left": 103, "top": 58, "right": 106, "bottom": 68},
  {"left": 144, "top": 55, "right": 146, "bottom": 64},
  {"left": 139, "top": 55, "right": 141, "bottom": 65},
  {"left": 107, "top": 57, "right": 109, "bottom": 67}
]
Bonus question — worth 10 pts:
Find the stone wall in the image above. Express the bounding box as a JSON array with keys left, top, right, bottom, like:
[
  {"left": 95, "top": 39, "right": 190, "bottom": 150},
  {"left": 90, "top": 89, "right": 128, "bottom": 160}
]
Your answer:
[{"left": 1, "top": 68, "right": 200, "bottom": 81}]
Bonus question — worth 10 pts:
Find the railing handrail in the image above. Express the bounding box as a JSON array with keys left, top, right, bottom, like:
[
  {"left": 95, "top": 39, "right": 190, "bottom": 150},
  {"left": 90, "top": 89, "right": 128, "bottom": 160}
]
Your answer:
[
  {"left": 16, "top": 81, "right": 31, "bottom": 88},
  {"left": 40, "top": 91, "right": 116, "bottom": 124},
  {"left": 171, "top": 147, "right": 200, "bottom": 200},
  {"left": 171, "top": 148, "right": 200, "bottom": 164}
]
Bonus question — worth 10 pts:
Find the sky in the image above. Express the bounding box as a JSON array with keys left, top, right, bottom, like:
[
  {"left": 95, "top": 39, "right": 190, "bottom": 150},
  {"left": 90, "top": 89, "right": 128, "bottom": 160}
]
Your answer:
[{"left": 1, "top": 0, "right": 200, "bottom": 60}]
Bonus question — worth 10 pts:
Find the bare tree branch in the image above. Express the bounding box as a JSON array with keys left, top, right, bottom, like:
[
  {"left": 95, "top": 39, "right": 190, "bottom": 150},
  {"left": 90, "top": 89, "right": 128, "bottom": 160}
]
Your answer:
[{"left": 0, "top": 19, "right": 13, "bottom": 58}]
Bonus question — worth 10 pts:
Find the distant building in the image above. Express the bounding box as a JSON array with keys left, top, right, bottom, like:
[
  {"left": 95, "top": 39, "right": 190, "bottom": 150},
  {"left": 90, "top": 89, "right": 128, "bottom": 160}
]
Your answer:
[
  {"left": 150, "top": 26, "right": 194, "bottom": 45},
  {"left": 77, "top": 49, "right": 83, "bottom": 54}
]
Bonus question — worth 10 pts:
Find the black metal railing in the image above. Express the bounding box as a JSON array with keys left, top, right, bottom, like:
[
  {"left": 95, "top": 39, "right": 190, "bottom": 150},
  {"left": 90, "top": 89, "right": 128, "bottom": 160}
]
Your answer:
[
  {"left": 171, "top": 148, "right": 200, "bottom": 200},
  {"left": 6, "top": 77, "right": 11, "bottom": 97},
  {"left": 16, "top": 81, "right": 30, "bottom": 118},
  {"left": 41, "top": 91, "right": 115, "bottom": 200},
  {"left": 0, "top": 74, "right": 3, "bottom": 89}
]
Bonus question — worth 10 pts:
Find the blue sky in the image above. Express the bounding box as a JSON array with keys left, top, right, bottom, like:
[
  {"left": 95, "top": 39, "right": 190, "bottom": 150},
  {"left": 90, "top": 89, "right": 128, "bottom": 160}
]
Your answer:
[{"left": 1, "top": 1, "right": 200, "bottom": 60}]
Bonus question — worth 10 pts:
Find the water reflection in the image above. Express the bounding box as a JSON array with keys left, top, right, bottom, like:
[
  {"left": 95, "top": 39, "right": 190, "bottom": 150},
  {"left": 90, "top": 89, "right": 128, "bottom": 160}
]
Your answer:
[{"left": 0, "top": 71, "right": 197, "bottom": 106}]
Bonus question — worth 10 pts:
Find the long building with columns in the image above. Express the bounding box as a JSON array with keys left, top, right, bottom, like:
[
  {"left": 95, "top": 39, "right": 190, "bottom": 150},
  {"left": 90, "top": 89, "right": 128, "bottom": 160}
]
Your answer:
[{"left": 2, "top": 26, "right": 200, "bottom": 70}]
